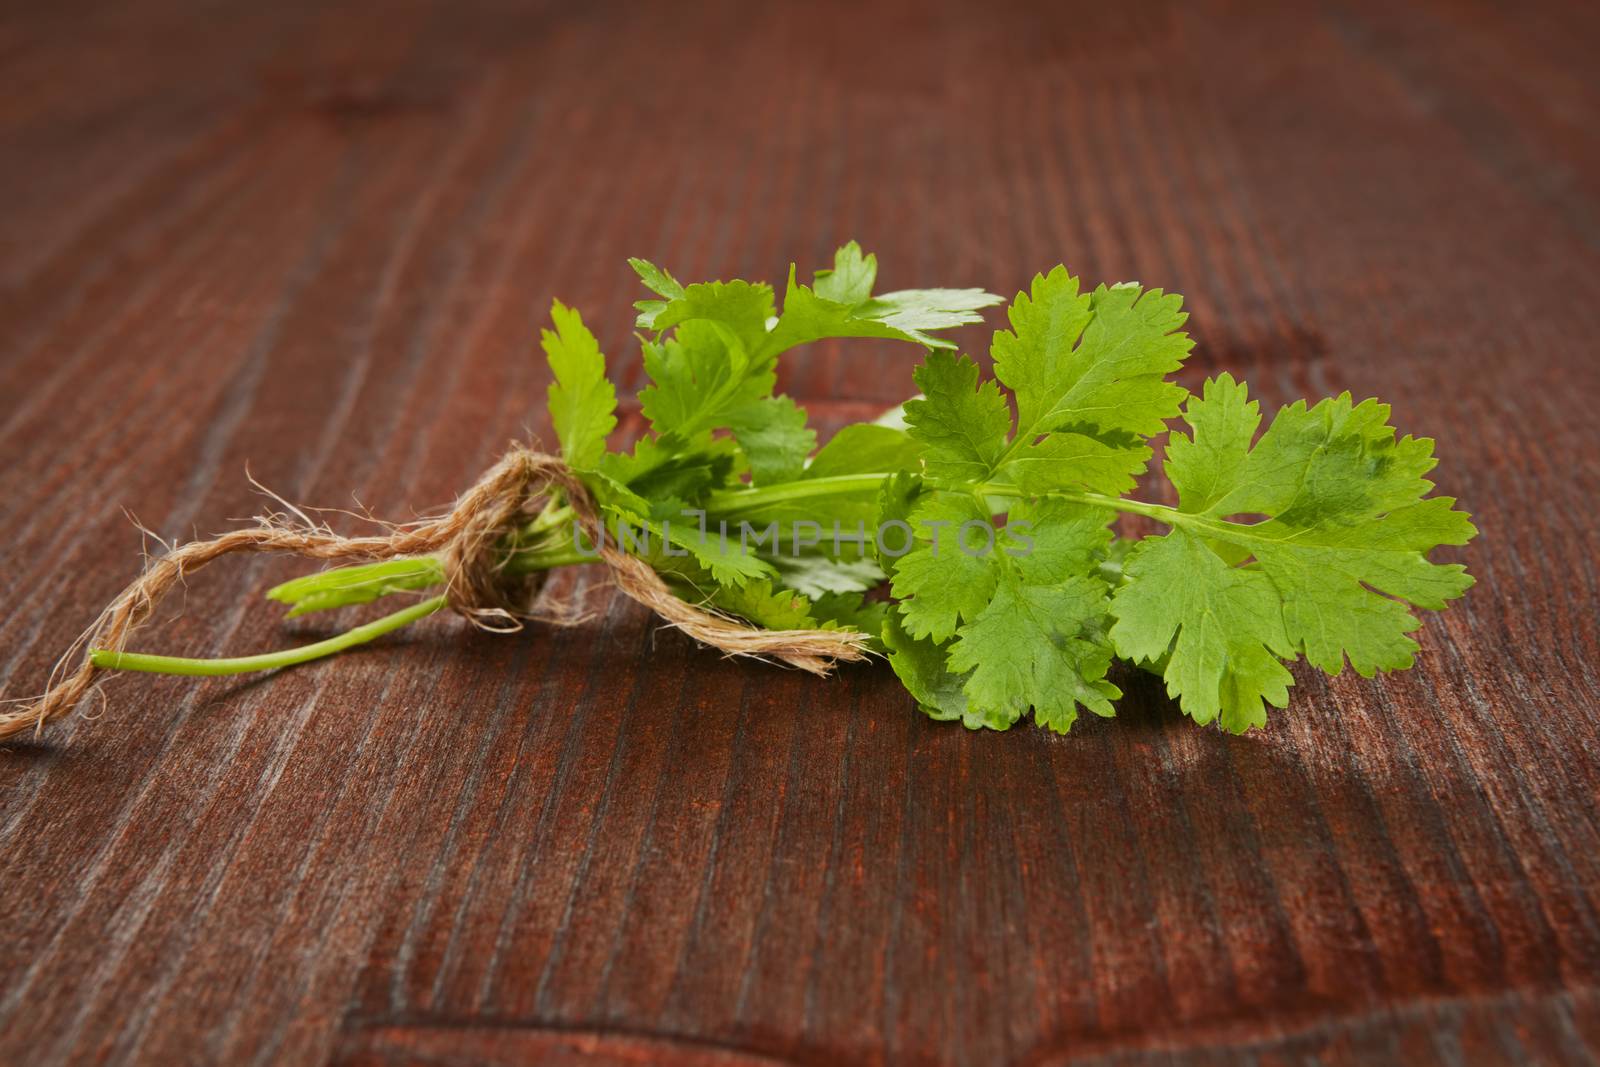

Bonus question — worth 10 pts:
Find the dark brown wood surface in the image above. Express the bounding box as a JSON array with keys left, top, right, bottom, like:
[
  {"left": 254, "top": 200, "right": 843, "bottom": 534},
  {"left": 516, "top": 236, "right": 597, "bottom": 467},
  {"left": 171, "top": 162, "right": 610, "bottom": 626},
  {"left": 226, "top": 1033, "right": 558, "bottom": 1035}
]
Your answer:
[{"left": 3, "top": 1, "right": 1599, "bottom": 1064}]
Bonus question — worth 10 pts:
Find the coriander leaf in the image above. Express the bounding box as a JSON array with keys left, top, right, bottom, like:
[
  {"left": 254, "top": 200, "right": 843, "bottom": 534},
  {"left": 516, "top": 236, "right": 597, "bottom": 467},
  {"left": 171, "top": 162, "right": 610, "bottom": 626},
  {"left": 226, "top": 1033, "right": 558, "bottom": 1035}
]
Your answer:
[
  {"left": 713, "top": 578, "right": 823, "bottom": 630},
  {"left": 901, "top": 269, "right": 1191, "bottom": 499},
  {"left": 761, "top": 266, "right": 935, "bottom": 354},
  {"left": 810, "top": 591, "right": 888, "bottom": 637},
  {"left": 887, "top": 493, "right": 998, "bottom": 642},
  {"left": 1004, "top": 431, "right": 1150, "bottom": 496},
  {"left": 1180, "top": 374, "right": 1474, "bottom": 673},
  {"left": 805, "top": 423, "right": 921, "bottom": 480},
  {"left": 662, "top": 517, "right": 775, "bottom": 587},
  {"left": 1171, "top": 375, "right": 1444, "bottom": 526},
  {"left": 946, "top": 573, "right": 1120, "bottom": 733},
  {"left": 989, "top": 266, "right": 1090, "bottom": 429},
  {"left": 1006, "top": 498, "right": 1120, "bottom": 585},
  {"left": 772, "top": 554, "right": 884, "bottom": 597},
  {"left": 597, "top": 435, "right": 740, "bottom": 518},
  {"left": 888, "top": 486, "right": 1120, "bottom": 732},
  {"left": 727, "top": 394, "right": 815, "bottom": 485},
  {"left": 883, "top": 613, "right": 997, "bottom": 728},
  {"left": 873, "top": 471, "right": 920, "bottom": 572},
  {"left": 648, "top": 279, "right": 775, "bottom": 358},
  {"left": 942, "top": 499, "right": 1121, "bottom": 732},
  {"left": 630, "top": 257, "right": 685, "bottom": 300},
  {"left": 638, "top": 320, "right": 776, "bottom": 439},
  {"left": 902, "top": 350, "right": 1010, "bottom": 484},
  {"left": 711, "top": 579, "right": 881, "bottom": 640},
  {"left": 1110, "top": 374, "right": 1476, "bottom": 730},
  {"left": 542, "top": 300, "right": 617, "bottom": 469},
  {"left": 599, "top": 501, "right": 774, "bottom": 589},
  {"left": 629, "top": 257, "right": 686, "bottom": 329},
  {"left": 582, "top": 468, "right": 654, "bottom": 519},
  {"left": 632, "top": 250, "right": 999, "bottom": 451},
  {"left": 994, "top": 269, "right": 1191, "bottom": 440},
  {"left": 763, "top": 263, "right": 1002, "bottom": 355},
  {"left": 812, "top": 241, "right": 877, "bottom": 306},
  {"left": 1110, "top": 528, "right": 1294, "bottom": 732},
  {"left": 1160, "top": 368, "right": 1257, "bottom": 515},
  {"left": 858, "top": 287, "right": 1003, "bottom": 341}
]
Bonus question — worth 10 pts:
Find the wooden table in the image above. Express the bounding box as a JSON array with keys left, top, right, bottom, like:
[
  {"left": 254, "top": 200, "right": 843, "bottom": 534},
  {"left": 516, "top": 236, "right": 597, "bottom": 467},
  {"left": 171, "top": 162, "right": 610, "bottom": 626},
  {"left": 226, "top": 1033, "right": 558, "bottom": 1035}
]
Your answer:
[{"left": 3, "top": 1, "right": 1598, "bottom": 1063}]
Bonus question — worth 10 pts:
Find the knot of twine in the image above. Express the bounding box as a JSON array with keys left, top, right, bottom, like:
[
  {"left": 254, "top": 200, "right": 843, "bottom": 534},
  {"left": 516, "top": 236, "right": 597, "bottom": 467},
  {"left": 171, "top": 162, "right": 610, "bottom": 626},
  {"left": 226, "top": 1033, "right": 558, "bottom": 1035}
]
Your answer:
[{"left": 1, "top": 446, "right": 869, "bottom": 741}]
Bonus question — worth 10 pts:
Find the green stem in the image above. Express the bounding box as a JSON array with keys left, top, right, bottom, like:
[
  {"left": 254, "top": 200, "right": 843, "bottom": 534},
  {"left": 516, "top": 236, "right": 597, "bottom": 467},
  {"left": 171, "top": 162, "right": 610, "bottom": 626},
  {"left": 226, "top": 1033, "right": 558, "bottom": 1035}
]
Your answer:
[
  {"left": 703, "top": 473, "right": 893, "bottom": 513},
  {"left": 970, "top": 483, "right": 1183, "bottom": 524},
  {"left": 504, "top": 543, "right": 597, "bottom": 573},
  {"left": 521, "top": 501, "right": 574, "bottom": 538},
  {"left": 704, "top": 471, "right": 1196, "bottom": 531},
  {"left": 89, "top": 595, "right": 448, "bottom": 677}
]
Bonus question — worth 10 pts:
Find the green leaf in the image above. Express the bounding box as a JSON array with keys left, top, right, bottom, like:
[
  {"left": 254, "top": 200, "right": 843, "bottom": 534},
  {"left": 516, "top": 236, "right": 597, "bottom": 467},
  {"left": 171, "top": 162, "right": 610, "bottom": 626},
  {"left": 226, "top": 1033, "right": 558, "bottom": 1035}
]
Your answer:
[
  {"left": 902, "top": 351, "right": 1011, "bottom": 484},
  {"left": 994, "top": 270, "right": 1192, "bottom": 440},
  {"left": 888, "top": 479, "right": 1121, "bottom": 731},
  {"left": 810, "top": 592, "right": 888, "bottom": 638},
  {"left": 900, "top": 270, "right": 1191, "bottom": 499},
  {"left": 661, "top": 516, "right": 775, "bottom": 587},
  {"left": 597, "top": 500, "right": 774, "bottom": 590},
  {"left": 883, "top": 613, "right": 996, "bottom": 728},
  {"left": 597, "top": 435, "right": 740, "bottom": 518},
  {"left": 946, "top": 572, "right": 1121, "bottom": 733},
  {"left": 873, "top": 471, "right": 920, "bottom": 573},
  {"left": 638, "top": 320, "right": 776, "bottom": 439},
  {"left": 763, "top": 262, "right": 1002, "bottom": 355},
  {"left": 1004, "top": 432, "right": 1151, "bottom": 496},
  {"left": 805, "top": 424, "right": 921, "bottom": 480},
  {"left": 888, "top": 493, "right": 999, "bottom": 642},
  {"left": 648, "top": 279, "right": 775, "bottom": 358},
  {"left": 1111, "top": 374, "right": 1476, "bottom": 729},
  {"left": 772, "top": 554, "right": 884, "bottom": 597},
  {"left": 630, "top": 257, "right": 685, "bottom": 300},
  {"left": 812, "top": 241, "right": 877, "bottom": 306},
  {"left": 629, "top": 257, "right": 686, "bottom": 329},
  {"left": 858, "top": 287, "right": 1002, "bottom": 343},
  {"left": 727, "top": 394, "right": 815, "bottom": 486},
  {"left": 761, "top": 266, "right": 933, "bottom": 354},
  {"left": 944, "top": 499, "right": 1120, "bottom": 732},
  {"left": 1006, "top": 498, "right": 1120, "bottom": 585},
  {"left": 1171, "top": 376, "right": 1445, "bottom": 526},
  {"left": 631, "top": 248, "right": 1000, "bottom": 467},
  {"left": 542, "top": 301, "right": 617, "bottom": 469},
  {"left": 582, "top": 469, "right": 655, "bottom": 519},
  {"left": 712, "top": 579, "right": 881, "bottom": 641},
  {"left": 882, "top": 500, "right": 1121, "bottom": 735},
  {"left": 713, "top": 578, "right": 823, "bottom": 630},
  {"left": 1110, "top": 529, "right": 1294, "bottom": 732}
]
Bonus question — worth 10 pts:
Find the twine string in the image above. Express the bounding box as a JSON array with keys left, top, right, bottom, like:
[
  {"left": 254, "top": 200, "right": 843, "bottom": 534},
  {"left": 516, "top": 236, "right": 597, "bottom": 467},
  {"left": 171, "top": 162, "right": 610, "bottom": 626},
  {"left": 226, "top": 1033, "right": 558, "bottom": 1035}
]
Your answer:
[{"left": 0, "top": 446, "right": 869, "bottom": 741}]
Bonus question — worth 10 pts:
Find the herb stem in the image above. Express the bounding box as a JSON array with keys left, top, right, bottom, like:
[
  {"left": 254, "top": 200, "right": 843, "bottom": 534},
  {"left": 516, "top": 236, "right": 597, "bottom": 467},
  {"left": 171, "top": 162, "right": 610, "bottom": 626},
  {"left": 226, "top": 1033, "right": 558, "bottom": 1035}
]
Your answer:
[
  {"left": 705, "top": 471, "right": 1195, "bottom": 530},
  {"left": 504, "top": 543, "right": 598, "bottom": 572},
  {"left": 703, "top": 473, "right": 892, "bottom": 513},
  {"left": 972, "top": 484, "right": 1182, "bottom": 523},
  {"left": 89, "top": 595, "right": 449, "bottom": 677},
  {"left": 522, "top": 502, "right": 574, "bottom": 537}
]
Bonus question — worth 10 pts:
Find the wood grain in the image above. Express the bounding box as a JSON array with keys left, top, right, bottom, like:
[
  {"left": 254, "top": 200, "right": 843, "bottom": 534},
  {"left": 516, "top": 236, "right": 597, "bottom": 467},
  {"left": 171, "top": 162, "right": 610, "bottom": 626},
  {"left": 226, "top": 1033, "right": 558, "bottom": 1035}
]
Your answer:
[{"left": 2, "top": 1, "right": 1598, "bottom": 1064}]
